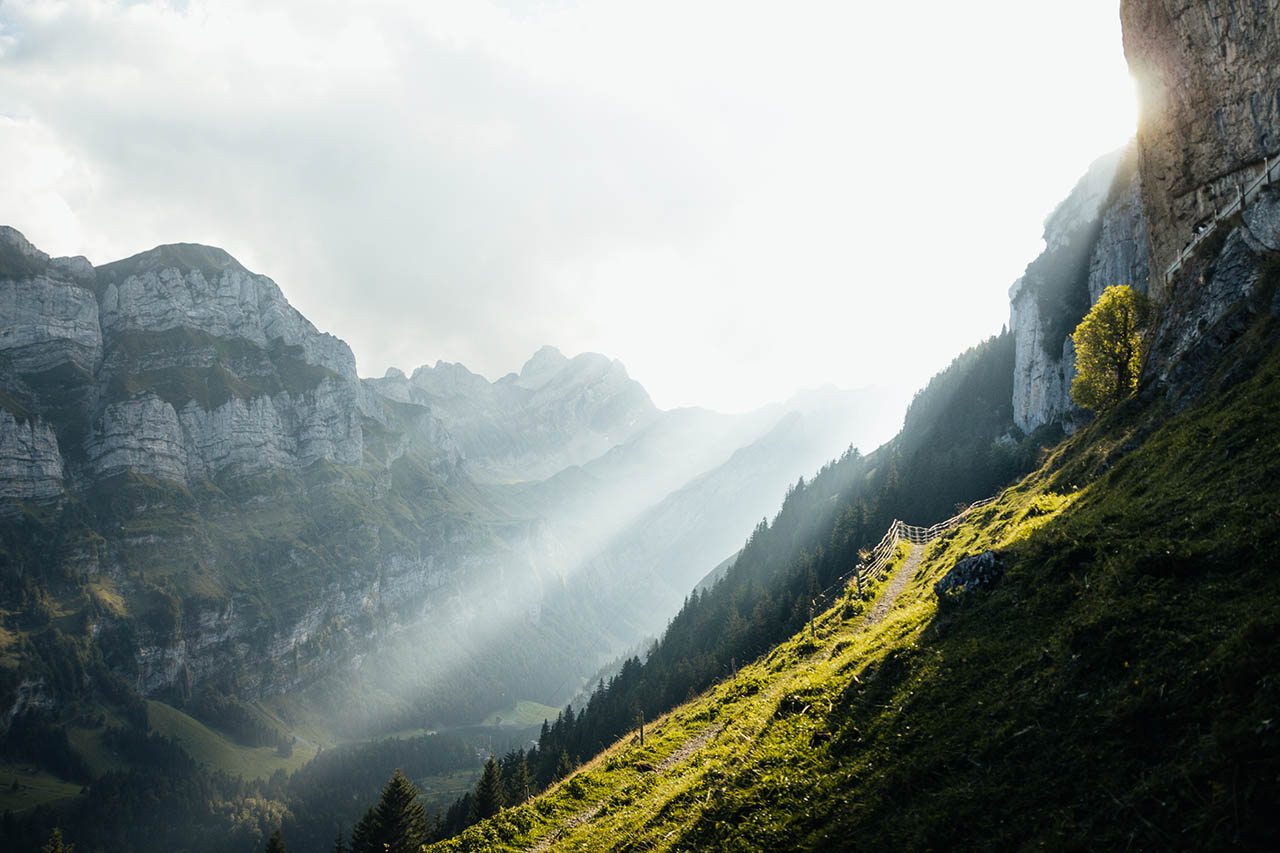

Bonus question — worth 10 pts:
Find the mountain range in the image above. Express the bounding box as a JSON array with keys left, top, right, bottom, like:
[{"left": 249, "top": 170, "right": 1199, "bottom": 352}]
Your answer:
[
  {"left": 3, "top": 0, "right": 1278, "bottom": 848},
  {"left": 0, "top": 229, "right": 903, "bottom": 739}
]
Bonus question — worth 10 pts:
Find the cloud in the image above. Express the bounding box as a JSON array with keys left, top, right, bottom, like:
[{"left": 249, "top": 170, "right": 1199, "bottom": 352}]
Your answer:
[{"left": 0, "top": 0, "right": 1135, "bottom": 411}]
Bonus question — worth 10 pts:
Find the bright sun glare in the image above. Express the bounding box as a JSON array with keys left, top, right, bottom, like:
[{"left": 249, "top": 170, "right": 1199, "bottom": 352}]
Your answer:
[{"left": 0, "top": 0, "right": 1138, "bottom": 413}]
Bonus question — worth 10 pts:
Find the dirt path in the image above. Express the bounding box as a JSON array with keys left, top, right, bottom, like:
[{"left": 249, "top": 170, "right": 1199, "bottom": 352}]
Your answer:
[
  {"left": 863, "top": 545, "right": 925, "bottom": 627},
  {"left": 529, "top": 803, "right": 605, "bottom": 852},
  {"left": 656, "top": 721, "right": 724, "bottom": 771},
  {"left": 525, "top": 547, "right": 923, "bottom": 850}
]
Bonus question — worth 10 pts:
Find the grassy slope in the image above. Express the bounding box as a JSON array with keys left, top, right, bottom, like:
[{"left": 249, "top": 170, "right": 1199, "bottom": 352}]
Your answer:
[
  {"left": 0, "top": 763, "right": 84, "bottom": 814},
  {"left": 482, "top": 700, "right": 562, "bottom": 729},
  {"left": 145, "top": 701, "right": 318, "bottom": 781},
  {"left": 434, "top": 337, "right": 1280, "bottom": 851}
]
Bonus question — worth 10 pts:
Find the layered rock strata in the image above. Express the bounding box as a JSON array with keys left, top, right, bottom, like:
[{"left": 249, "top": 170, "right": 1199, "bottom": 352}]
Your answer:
[{"left": 1121, "top": 0, "right": 1280, "bottom": 297}]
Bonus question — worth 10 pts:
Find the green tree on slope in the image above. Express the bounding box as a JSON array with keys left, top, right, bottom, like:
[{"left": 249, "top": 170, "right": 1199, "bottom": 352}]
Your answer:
[
  {"left": 1071, "top": 284, "right": 1151, "bottom": 410},
  {"left": 41, "top": 828, "right": 73, "bottom": 853},
  {"left": 264, "top": 828, "right": 286, "bottom": 853},
  {"left": 469, "top": 755, "right": 506, "bottom": 822},
  {"left": 350, "top": 769, "right": 430, "bottom": 853}
]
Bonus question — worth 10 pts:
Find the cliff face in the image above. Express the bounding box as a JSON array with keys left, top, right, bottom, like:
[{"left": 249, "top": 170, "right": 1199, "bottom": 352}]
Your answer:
[
  {"left": 0, "top": 227, "right": 102, "bottom": 376},
  {"left": 1009, "top": 144, "right": 1151, "bottom": 433},
  {"left": 0, "top": 228, "right": 518, "bottom": 713},
  {"left": 1121, "top": 0, "right": 1280, "bottom": 297},
  {"left": 1119, "top": 0, "right": 1280, "bottom": 403}
]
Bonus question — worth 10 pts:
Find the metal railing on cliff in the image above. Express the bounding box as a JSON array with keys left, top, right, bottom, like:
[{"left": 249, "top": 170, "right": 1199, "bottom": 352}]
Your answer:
[{"left": 1164, "top": 154, "right": 1280, "bottom": 287}]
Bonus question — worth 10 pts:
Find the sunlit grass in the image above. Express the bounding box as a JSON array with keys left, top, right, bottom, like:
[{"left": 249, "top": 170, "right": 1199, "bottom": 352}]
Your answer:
[
  {"left": 432, "top": 333, "right": 1280, "bottom": 849},
  {"left": 481, "top": 700, "right": 561, "bottom": 729}
]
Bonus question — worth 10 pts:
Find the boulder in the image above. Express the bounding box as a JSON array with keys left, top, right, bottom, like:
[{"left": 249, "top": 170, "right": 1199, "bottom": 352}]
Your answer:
[{"left": 934, "top": 550, "right": 1004, "bottom": 598}]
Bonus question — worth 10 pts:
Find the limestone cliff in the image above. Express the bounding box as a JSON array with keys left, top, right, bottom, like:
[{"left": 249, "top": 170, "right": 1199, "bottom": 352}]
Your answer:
[
  {"left": 1121, "top": 0, "right": 1280, "bottom": 297},
  {"left": 1120, "top": 0, "right": 1280, "bottom": 402},
  {"left": 1009, "top": 144, "right": 1151, "bottom": 433},
  {"left": 0, "top": 228, "right": 525, "bottom": 717},
  {"left": 0, "top": 410, "right": 64, "bottom": 502},
  {"left": 0, "top": 226, "right": 101, "bottom": 376}
]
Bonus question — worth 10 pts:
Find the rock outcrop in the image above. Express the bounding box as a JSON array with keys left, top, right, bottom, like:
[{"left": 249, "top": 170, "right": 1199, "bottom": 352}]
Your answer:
[
  {"left": 1, "top": 232, "right": 384, "bottom": 491},
  {"left": 934, "top": 550, "right": 1004, "bottom": 598},
  {"left": 98, "top": 243, "right": 357, "bottom": 380},
  {"left": 0, "top": 410, "right": 64, "bottom": 502},
  {"left": 0, "top": 226, "right": 102, "bottom": 374},
  {"left": 1147, "top": 185, "right": 1280, "bottom": 403},
  {"left": 1121, "top": 0, "right": 1280, "bottom": 297}
]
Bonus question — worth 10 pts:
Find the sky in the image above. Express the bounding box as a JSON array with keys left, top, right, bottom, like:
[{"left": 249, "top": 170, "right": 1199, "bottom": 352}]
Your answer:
[{"left": 0, "top": 0, "right": 1137, "bottom": 413}]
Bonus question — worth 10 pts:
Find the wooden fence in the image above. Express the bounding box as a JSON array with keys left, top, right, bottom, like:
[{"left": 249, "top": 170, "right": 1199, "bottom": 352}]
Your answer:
[{"left": 853, "top": 496, "right": 997, "bottom": 584}]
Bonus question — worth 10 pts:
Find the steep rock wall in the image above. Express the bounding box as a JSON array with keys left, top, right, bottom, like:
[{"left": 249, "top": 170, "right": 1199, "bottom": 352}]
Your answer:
[
  {"left": 0, "top": 227, "right": 102, "bottom": 374},
  {"left": 1121, "top": 0, "right": 1280, "bottom": 296},
  {"left": 98, "top": 245, "right": 357, "bottom": 381},
  {"left": 1011, "top": 145, "right": 1150, "bottom": 433},
  {"left": 0, "top": 411, "right": 64, "bottom": 501}
]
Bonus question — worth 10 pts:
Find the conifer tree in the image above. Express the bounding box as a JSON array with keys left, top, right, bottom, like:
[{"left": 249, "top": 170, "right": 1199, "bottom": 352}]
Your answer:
[
  {"left": 554, "top": 749, "right": 573, "bottom": 781},
  {"left": 469, "top": 755, "right": 506, "bottom": 822},
  {"left": 264, "top": 828, "right": 287, "bottom": 853},
  {"left": 332, "top": 824, "right": 349, "bottom": 853},
  {"left": 349, "top": 805, "right": 376, "bottom": 853},
  {"left": 351, "top": 770, "right": 429, "bottom": 853},
  {"left": 506, "top": 751, "right": 532, "bottom": 805},
  {"left": 379, "top": 769, "right": 430, "bottom": 853},
  {"left": 41, "top": 828, "right": 74, "bottom": 853}
]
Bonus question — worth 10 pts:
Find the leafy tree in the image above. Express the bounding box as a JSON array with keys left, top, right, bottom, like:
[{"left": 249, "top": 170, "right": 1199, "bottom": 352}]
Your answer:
[
  {"left": 1071, "top": 285, "right": 1151, "bottom": 410},
  {"left": 351, "top": 770, "right": 429, "bottom": 853},
  {"left": 41, "top": 827, "right": 74, "bottom": 853},
  {"left": 264, "top": 828, "right": 287, "bottom": 853},
  {"left": 469, "top": 756, "right": 505, "bottom": 822}
]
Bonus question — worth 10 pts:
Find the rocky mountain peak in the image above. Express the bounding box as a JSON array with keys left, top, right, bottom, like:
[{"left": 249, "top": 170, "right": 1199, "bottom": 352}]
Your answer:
[
  {"left": 409, "top": 360, "right": 492, "bottom": 398},
  {"left": 516, "top": 344, "right": 570, "bottom": 389},
  {"left": 0, "top": 226, "right": 52, "bottom": 281},
  {"left": 97, "top": 242, "right": 247, "bottom": 284},
  {"left": 375, "top": 346, "right": 657, "bottom": 482}
]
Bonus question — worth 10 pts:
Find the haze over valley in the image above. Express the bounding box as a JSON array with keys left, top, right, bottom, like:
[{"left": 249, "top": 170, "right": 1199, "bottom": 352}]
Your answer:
[{"left": 2, "top": 1, "right": 1279, "bottom": 851}]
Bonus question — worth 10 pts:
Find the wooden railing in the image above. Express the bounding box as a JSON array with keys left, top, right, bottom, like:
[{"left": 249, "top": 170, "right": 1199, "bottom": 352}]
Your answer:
[
  {"left": 810, "top": 495, "right": 999, "bottom": 607},
  {"left": 856, "top": 496, "right": 997, "bottom": 583},
  {"left": 1164, "top": 154, "right": 1279, "bottom": 286}
]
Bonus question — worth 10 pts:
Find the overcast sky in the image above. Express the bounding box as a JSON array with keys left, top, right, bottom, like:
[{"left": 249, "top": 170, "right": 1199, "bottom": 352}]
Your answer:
[{"left": 0, "top": 0, "right": 1136, "bottom": 412}]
